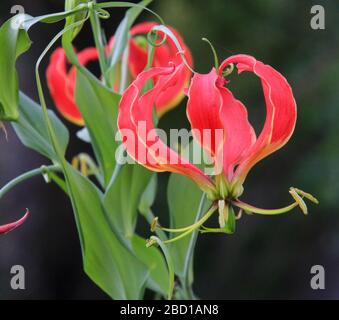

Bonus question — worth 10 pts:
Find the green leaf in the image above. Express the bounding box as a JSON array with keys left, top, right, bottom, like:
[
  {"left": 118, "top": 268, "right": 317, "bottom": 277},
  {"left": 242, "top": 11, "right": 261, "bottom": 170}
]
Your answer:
[
  {"left": 0, "top": 16, "right": 32, "bottom": 121},
  {"left": 12, "top": 92, "right": 69, "bottom": 161},
  {"left": 64, "top": 164, "right": 148, "bottom": 299},
  {"left": 167, "top": 173, "right": 210, "bottom": 277},
  {"left": 132, "top": 235, "right": 169, "bottom": 296},
  {"left": 107, "top": 0, "right": 153, "bottom": 75},
  {"left": 75, "top": 69, "right": 121, "bottom": 186},
  {"left": 103, "top": 163, "right": 152, "bottom": 238}
]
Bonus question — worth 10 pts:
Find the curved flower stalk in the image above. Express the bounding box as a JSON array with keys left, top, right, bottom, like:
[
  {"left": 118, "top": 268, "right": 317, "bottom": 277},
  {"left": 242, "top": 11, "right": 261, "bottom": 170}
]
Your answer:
[
  {"left": 46, "top": 21, "right": 192, "bottom": 125},
  {"left": 0, "top": 209, "right": 29, "bottom": 234},
  {"left": 118, "top": 54, "right": 319, "bottom": 242}
]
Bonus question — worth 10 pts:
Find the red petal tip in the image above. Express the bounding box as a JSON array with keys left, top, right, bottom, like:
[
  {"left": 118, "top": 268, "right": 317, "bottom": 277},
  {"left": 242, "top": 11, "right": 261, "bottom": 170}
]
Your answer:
[{"left": 0, "top": 209, "right": 29, "bottom": 235}]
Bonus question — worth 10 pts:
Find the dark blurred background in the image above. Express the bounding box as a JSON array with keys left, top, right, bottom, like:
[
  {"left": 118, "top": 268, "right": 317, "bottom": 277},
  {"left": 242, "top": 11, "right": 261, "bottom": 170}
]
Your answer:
[{"left": 0, "top": 0, "right": 338, "bottom": 299}]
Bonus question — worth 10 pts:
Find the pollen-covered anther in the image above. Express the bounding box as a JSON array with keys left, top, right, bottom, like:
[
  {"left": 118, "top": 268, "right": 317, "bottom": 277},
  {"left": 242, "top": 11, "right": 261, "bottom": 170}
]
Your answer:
[
  {"left": 289, "top": 188, "right": 308, "bottom": 215},
  {"left": 146, "top": 238, "right": 158, "bottom": 248},
  {"left": 71, "top": 153, "right": 98, "bottom": 177},
  {"left": 291, "top": 187, "right": 319, "bottom": 204},
  {"left": 150, "top": 217, "right": 159, "bottom": 232}
]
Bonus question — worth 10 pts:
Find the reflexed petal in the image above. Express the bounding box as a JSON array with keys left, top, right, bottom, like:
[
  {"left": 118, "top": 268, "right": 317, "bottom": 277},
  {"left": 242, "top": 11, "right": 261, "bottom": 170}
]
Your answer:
[
  {"left": 46, "top": 47, "right": 98, "bottom": 126},
  {"left": 219, "top": 86, "right": 256, "bottom": 179},
  {"left": 46, "top": 48, "right": 84, "bottom": 125},
  {"left": 128, "top": 38, "right": 148, "bottom": 78},
  {"left": 118, "top": 65, "right": 214, "bottom": 193},
  {"left": 187, "top": 69, "right": 255, "bottom": 180},
  {"left": 128, "top": 22, "right": 193, "bottom": 115},
  {"left": 186, "top": 69, "right": 225, "bottom": 160},
  {"left": 0, "top": 210, "right": 29, "bottom": 234},
  {"left": 219, "top": 54, "right": 297, "bottom": 184}
]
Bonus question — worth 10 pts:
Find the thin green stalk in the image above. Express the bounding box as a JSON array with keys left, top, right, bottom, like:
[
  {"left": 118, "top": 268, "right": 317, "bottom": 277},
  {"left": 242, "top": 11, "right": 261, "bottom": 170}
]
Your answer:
[
  {"left": 148, "top": 236, "right": 175, "bottom": 300},
  {"left": 47, "top": 171, "right": 68, "bottom": 194},
  {"left": 94, "top": 2, "right": 164, "bottom": 24},
  {"left": 202, "top": 38, "right": 219, "bottom": 70},
  {"left": 89, "top": 1, "right": 111, "bottom": 86},
  {"left": 34, "top": 16, "right": 91, "bottom": 258},
  {"left": 161, "top": 203, "right": 215, "bottom": 234},
  {"left": 0, "top": 165, "right": 60, "bottom": 199},
  {"left": 119, "top": 45, "right": 129, "bottom": 94},
  {"left": 181, "top": 193, "right": 206, "bottom": 300}
]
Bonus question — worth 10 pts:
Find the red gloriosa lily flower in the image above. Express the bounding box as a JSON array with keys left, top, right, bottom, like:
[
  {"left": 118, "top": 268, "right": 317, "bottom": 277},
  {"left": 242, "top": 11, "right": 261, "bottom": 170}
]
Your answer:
[
  {"left": 119, "top": 54, "right": 297, "bottom": 198},
  {"left": 0, "top": 210, "right": 29, "bottom": 235},
  {"left": 46, "top": 22, "right": 192, "bottom": 125},
  {"left": 118, "top": 54, "right": 318, "bottom": 233}
]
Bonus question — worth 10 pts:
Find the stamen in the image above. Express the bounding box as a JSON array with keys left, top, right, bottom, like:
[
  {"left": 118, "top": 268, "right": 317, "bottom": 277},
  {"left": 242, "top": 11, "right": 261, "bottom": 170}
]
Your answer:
[
  {"left": 233, "top": 200, "right": 299, "bottom": 215},
  {"left": 71, "top": 153, "right": 99, "bottom": 177},
  {"left": 155, "top": 203, "right": 218, "bottom": 244},
  {"left": 233, "top": 187, "right": 318, "bottom": 216},
  {"left": 71, "top": 156, "right": 79, "bottom": 169}
]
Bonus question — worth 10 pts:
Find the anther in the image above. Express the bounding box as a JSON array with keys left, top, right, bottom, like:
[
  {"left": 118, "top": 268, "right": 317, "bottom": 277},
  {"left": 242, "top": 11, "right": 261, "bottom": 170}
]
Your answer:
[
  {"left": 292, "top": 187, "right": 319, "bottom": 204},
  {"left": 289, "top": 188, "right": 308, "bottom": 215},
  {"left": 150, "top": 217, "right": 159, "bottom": 232},
  {"left": 146, "top": 238, "right": 158, "bottom": 248}
]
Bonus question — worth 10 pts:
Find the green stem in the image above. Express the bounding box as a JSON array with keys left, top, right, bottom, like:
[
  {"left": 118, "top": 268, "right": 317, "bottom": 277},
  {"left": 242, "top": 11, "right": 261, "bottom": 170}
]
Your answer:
[
  {"left": 35, "top": 16, "right": 91, "bottom": 258},
  {"left": 181, "top": 193, "right": 206, "bottom": 300},
  {"left": 0, "top": 165, "right": 60, "bottom": 199},
  {"left": 119, "top": 45, "right": 129, "bottom": 94},
  {"left": 148, "top": 236, "right": 175, "bottom": 300},
  {"left": 89, "top": 1, "right": 110, "bottom": 86},
  {"left": 47, "top": 171, "right": 68, "bottom": 194}
]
